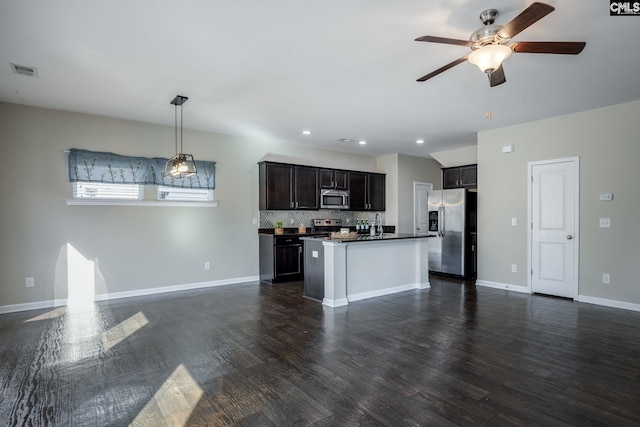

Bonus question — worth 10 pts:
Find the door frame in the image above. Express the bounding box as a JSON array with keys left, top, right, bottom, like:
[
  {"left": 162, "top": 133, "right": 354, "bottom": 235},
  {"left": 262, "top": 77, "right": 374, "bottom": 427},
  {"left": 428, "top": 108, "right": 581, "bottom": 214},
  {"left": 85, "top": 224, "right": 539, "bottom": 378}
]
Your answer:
[
  {"left": 527, "top": 156, "right": 580, "bottom": 298},
  {"left": 413, "top": 182, "right": 433, "bottom": 235}
]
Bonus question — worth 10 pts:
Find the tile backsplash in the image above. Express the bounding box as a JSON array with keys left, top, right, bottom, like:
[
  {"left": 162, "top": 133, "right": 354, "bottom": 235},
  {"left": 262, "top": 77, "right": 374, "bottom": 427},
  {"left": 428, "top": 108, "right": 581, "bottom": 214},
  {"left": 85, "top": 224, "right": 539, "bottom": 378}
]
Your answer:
[{"left": 260, "top": 210, "right": 385, "bottom": 228}]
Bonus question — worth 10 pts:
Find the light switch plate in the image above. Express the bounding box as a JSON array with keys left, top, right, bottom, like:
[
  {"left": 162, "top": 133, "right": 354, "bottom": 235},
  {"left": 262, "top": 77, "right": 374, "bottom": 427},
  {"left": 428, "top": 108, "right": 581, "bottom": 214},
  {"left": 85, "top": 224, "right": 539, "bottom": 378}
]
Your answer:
[
  {"left": 511, "top": 217, "right": 517, "bottom": 226},
  {"left": 502, "top": 145, "right": 514, "bottom": 154}
]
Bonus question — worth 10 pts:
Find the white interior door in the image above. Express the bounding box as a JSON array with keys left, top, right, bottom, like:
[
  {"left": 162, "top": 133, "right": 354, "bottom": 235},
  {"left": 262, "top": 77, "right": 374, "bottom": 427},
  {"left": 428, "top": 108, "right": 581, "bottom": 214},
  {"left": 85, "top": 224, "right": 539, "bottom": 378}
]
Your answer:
[
  {"left": 529, "top": 158, "right": 579, "bottom": 299},
  {"left": 414, "top": 182, "right": 432, "bottom": 235}
]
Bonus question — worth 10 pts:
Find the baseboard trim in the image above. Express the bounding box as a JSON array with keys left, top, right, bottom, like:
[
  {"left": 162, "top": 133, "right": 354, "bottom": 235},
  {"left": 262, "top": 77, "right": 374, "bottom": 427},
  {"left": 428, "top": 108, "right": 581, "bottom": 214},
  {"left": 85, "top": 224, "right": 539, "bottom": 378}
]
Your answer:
[
  {"left": 476, "top": 280, "right": 640, "bottom": 312},
  {"left": 475, "top": 280, "right": 530, "bottom": 293},
  {"left": 0, "top": 276, "right": 260, "bottom": 314},
  {"left": 0, "top": 298, "right": 69, "bottom": 315},
  {"left": 322, "top": 297, "right": 349, "bottom": 308},
  {"left": 348, "top": 282, "right": 430, "bottom": 303},
  {"left": 577, "top": 295, "right": 640, "bottom": 312},
  {"left": 93, "top": 276, "right": 259, "bottom": 302}
]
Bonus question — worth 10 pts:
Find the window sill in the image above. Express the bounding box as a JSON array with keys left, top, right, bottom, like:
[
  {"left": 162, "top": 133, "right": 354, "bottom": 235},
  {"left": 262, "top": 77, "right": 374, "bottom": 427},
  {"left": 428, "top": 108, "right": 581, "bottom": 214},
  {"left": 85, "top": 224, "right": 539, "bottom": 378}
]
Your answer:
[{"left": 65, "top": 199, "right": 219, "bottom": 207}]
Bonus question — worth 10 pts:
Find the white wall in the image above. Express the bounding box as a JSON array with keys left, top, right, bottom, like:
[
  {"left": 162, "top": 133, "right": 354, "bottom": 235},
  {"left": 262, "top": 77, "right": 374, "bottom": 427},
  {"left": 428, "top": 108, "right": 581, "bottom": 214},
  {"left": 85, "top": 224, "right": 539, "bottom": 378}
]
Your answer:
[
  {"left": 396, "top": 154, "right": 442, "bottom": 233},
  {"left": 0, "top": 102, "right": 380, "bottom": 308},
  {"left": 477, "top": 100, "right": 640, "bottom": 306},
  {"left": 377, "top": 154, "right": 442, "bottom": 233}
]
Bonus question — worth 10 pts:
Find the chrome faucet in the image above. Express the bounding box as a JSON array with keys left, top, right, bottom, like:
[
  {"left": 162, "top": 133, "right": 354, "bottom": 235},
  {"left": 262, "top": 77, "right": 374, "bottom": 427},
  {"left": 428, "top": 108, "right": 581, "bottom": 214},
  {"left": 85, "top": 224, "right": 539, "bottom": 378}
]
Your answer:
[{"left": 375, "top": 213, "right": 382, "bottom": 235}]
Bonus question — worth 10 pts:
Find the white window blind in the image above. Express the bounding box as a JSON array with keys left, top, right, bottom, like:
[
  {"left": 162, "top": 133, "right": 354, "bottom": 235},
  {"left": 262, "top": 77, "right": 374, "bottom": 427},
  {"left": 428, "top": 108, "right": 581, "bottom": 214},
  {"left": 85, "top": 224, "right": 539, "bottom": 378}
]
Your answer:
[
  {"left": 157, "top": 186, "right": 213, "bottom": 202},
  {"left": 73, "top": 182, "right": 143, "bottom": 200}
]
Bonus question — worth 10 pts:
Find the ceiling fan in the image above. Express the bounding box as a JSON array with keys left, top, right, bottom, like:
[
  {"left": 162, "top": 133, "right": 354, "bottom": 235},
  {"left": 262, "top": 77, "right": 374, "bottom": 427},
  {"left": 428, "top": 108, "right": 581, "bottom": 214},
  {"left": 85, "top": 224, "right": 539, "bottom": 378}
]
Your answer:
[{"left": 415, "top": 2, "right": 586, "bottom": 87}]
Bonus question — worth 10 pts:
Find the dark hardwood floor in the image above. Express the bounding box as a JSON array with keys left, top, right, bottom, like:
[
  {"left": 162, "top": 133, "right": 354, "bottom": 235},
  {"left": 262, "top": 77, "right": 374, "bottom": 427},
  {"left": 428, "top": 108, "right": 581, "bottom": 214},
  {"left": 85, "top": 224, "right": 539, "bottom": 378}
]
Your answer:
[{"left": 1, "top": 278, "right": 639, "bottom": 426}]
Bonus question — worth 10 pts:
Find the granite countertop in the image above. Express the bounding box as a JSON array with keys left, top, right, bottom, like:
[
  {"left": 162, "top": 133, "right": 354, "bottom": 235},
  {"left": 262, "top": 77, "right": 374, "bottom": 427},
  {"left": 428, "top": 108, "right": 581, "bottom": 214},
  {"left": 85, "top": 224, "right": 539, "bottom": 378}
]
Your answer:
[
  {"left": 300, "top": 233, "right": 432, "bottom": 243},
  {"left": 258, "top": 225, "right": 396, "bottom": 237},
  {"left": 258, "top": 228, "right": 317, "bottom": 236}
]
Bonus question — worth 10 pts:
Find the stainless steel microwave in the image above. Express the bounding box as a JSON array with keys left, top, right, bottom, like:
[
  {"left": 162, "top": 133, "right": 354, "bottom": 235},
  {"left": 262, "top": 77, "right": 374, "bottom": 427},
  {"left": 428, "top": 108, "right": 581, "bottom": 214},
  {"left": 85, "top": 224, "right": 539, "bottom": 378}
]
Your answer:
[{"left": 320, "top": 189, "right": 350, "bottom": 209}]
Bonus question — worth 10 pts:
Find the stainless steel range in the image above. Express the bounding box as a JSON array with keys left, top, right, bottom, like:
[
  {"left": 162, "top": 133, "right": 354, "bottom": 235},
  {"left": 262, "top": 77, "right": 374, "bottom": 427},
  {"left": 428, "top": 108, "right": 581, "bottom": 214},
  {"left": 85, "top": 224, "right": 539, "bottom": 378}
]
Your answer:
[{"left": 312, "top": 218, "right": 343, "bottom": 235}]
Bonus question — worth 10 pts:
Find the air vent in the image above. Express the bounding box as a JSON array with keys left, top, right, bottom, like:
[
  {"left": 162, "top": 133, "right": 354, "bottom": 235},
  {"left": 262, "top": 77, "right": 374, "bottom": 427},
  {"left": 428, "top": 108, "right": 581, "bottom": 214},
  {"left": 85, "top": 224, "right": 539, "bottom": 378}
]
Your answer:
[
  {"left": 10, "top": 63, "right": 38, "bottom": 77},
  {"left": 337, "top": 138, "right": 353, "bottom": 143}
]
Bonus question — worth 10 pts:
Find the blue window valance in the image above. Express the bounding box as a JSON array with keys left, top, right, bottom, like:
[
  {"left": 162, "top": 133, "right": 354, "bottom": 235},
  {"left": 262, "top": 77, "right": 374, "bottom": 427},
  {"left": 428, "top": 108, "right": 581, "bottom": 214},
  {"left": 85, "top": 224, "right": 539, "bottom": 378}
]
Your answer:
[{"left": 68, "top": 148, "right": 216, "bottom": 189}]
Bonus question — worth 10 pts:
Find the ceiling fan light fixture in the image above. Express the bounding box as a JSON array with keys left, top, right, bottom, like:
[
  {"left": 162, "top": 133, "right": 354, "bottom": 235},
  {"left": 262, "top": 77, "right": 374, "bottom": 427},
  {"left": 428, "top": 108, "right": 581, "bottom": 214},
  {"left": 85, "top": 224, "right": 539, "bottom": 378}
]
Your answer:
[{"left": 468, "top": 44, "right": 512, "bottom": 73}]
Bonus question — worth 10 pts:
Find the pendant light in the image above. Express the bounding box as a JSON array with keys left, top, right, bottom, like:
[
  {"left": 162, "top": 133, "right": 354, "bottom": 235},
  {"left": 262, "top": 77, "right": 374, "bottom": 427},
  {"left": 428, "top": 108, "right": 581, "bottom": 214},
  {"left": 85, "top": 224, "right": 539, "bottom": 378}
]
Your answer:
[{"left": 163, "top": 95, "right": 197, "bottom": 179}]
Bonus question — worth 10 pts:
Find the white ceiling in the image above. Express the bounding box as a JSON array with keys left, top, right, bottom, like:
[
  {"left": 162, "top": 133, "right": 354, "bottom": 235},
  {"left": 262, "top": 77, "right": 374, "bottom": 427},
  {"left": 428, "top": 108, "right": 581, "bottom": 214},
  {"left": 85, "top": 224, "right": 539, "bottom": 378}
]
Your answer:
[{"left": 1, "top": 1, "right": 639, "bottom": 158}]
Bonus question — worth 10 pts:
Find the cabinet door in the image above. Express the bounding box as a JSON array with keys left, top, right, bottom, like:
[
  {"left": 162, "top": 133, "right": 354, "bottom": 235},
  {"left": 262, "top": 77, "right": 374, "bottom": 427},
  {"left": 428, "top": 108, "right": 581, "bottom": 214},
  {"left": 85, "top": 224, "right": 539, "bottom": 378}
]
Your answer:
[
  {"left": 274, "top": 244, "right": 303, "bottom": 281},
  {"left": 368, "top": 173, "right": 385, "bottom": 211},
  {"left": 459, "top": 165, "right": 477, "bottom": 188},
  {"left": 442, "top": 168, "right": 460, "bottom": 189},
  {"left": 334, "top": 170, "right": 349, "bottom": 190},
  {"left": 348, "top": 172, "right": 367, "bottom": 210},
  {"left": 294, "top": 166, "right": 319, "bottom": 209},
  {"left": 265, "top": 163, "right": 294, "bottom": 209},
  {"left": 319, "top": 169, "right": 335, "bottom": 189}
]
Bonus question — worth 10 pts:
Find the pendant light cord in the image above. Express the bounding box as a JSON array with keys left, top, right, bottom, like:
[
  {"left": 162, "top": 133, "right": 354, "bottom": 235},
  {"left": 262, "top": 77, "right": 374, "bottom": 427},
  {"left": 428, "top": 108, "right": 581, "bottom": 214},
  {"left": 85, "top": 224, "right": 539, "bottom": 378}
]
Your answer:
[{"left": 174, "top": 103, "right": 179, "bottom": 155}]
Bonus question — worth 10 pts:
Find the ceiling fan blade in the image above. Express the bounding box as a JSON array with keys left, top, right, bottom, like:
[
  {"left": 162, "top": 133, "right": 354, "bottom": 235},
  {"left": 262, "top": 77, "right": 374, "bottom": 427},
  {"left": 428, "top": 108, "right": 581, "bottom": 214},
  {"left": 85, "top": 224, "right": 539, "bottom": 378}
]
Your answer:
[
  {"left": 498, "top": 2, "right": 555, "bottom": 40},
  {"left": 511, "top": 41, "right": 586, "bottom": 54},
  {"left": 489, "top": 65, "right": 506, "bottom": 87},
  {"left": 415, "top": 35, "right": 472, "bottom": 47},
  {"left": 417, "top": 56, "right": 468, "bottom": 82}
]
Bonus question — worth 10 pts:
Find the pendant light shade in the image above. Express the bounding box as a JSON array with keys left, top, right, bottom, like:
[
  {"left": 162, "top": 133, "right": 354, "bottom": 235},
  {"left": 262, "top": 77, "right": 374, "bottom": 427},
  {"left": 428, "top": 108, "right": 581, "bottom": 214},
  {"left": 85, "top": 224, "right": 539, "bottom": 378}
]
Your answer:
[
  {"left": 468, "top": 44, "right": 512, "bottom": 73},
  {"left": 163, "top": 95, "right": 197, "bottom": 179}
]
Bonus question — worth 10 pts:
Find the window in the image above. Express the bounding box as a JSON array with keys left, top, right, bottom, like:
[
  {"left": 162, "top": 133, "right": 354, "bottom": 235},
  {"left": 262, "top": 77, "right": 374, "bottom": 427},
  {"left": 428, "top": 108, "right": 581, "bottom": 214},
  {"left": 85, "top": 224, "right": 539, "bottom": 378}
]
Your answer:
[
  {"left": 157, "top": 186, "right": 213, "bottom": 202},
  {"left": 73, "top": 182, "right": 143, "bottom": 200}
]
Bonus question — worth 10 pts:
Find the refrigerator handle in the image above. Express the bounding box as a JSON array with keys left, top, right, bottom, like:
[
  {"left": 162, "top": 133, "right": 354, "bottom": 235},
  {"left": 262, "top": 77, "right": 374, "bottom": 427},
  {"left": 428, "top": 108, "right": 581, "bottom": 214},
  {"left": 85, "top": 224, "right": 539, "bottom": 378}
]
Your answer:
[{"left": 440, "top": 206, "right": 445, "bottom": 238}]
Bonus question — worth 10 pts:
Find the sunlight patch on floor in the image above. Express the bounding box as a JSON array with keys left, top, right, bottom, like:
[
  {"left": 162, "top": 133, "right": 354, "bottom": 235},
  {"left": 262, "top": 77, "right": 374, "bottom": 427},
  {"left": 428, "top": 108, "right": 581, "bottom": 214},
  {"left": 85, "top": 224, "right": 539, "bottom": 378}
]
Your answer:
[
  {"left": 129, "top": 364, "right": 203, "bottom": 427},
  {"left": 24, "top": 307, "right": 67, "bottom": 322},
  {"left": 101, "top": 311, "right": 149, "bottom": 351}
]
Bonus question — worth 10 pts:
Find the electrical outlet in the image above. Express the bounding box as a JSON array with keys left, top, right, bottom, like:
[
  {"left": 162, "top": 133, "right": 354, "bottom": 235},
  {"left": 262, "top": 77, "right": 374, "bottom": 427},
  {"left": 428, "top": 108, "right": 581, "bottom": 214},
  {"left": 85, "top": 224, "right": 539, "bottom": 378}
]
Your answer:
[
  {"left": 25, "top": 277, "right": 34, "bottom": 288},
  {"left": 602, "top": 273, "right": 610, "bottom": 284},
  {"left": 204, "top": 261, "right": 211, "bottom": 270},
  {"left": 599, "top": 193, "right": 613, "bottom": 201},
  {"left": 511, "top": 264, "right": 517, "bottom": 273},
  {"left": 599, "top": 218, "right": 611, "bottom": 228},
  {"left": 252, "top": 218, "right": 257, "bottom": 225}
]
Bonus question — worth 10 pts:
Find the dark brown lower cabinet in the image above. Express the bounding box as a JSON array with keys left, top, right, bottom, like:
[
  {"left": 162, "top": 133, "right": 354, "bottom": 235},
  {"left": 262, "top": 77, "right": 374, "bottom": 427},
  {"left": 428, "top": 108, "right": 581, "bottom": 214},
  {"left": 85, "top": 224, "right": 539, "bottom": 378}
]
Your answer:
[{"left": 259, "top": 234, "right": 303, "bottom": 283}]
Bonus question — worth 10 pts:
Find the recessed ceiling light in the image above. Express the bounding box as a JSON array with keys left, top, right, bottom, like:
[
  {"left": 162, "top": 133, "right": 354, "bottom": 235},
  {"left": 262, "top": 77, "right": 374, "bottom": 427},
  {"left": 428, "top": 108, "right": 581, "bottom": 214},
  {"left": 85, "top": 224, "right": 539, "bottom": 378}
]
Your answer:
[
  {"left": 302, "top": 130, "right": 311, "bottom": 135},
  {"left": 359, "top": 140, "right": 367, "bottom": 145},
  {"left": 416, "top": 139, "right": 424, "bottom": 144}
]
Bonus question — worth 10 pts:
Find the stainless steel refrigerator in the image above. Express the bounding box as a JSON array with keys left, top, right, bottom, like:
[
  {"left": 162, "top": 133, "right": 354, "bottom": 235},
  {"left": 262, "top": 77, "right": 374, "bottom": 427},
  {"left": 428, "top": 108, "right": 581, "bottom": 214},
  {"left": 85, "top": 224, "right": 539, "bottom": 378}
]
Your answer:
[{"left": 427, "top": 188, "right": 477, "bottom": 278}]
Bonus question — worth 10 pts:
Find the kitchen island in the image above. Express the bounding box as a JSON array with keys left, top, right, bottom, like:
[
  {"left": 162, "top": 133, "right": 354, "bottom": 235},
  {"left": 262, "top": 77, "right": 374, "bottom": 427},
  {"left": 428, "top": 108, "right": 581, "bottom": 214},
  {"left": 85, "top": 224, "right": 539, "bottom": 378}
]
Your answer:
[{"left": 301, "top": 234, "right": 431, "bottom": 307}]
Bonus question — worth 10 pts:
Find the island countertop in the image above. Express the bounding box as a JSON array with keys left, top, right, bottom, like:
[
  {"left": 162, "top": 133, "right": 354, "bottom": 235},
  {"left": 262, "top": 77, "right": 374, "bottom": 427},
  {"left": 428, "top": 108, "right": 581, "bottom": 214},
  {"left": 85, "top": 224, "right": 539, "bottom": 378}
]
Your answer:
[{"left": 300, "top": 233, "right": 432, "bottom": 243}]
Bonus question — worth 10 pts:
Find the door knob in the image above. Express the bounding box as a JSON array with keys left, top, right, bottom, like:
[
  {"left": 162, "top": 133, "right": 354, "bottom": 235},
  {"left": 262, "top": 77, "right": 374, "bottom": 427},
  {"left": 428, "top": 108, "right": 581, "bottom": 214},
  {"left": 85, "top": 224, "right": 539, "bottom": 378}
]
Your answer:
[{"left": 567, "top": 235, "right": 573, "bottom": 240}]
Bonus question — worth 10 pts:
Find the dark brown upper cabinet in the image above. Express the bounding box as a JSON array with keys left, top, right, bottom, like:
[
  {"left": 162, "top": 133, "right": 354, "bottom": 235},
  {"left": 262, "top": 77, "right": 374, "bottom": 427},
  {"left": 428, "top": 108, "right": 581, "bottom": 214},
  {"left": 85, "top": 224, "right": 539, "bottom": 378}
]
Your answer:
[
  {"left": 442, "top": 164, "right": 477, "bottom": 189},
  {"left": 348, "top": 171, "right": 385, "bottom": 211},
  {"left": 319, "top": 168, "right": 349, "bottom": 190},
  {"left": 259, "top": 162, "right": 319, "bottom": 210}
]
